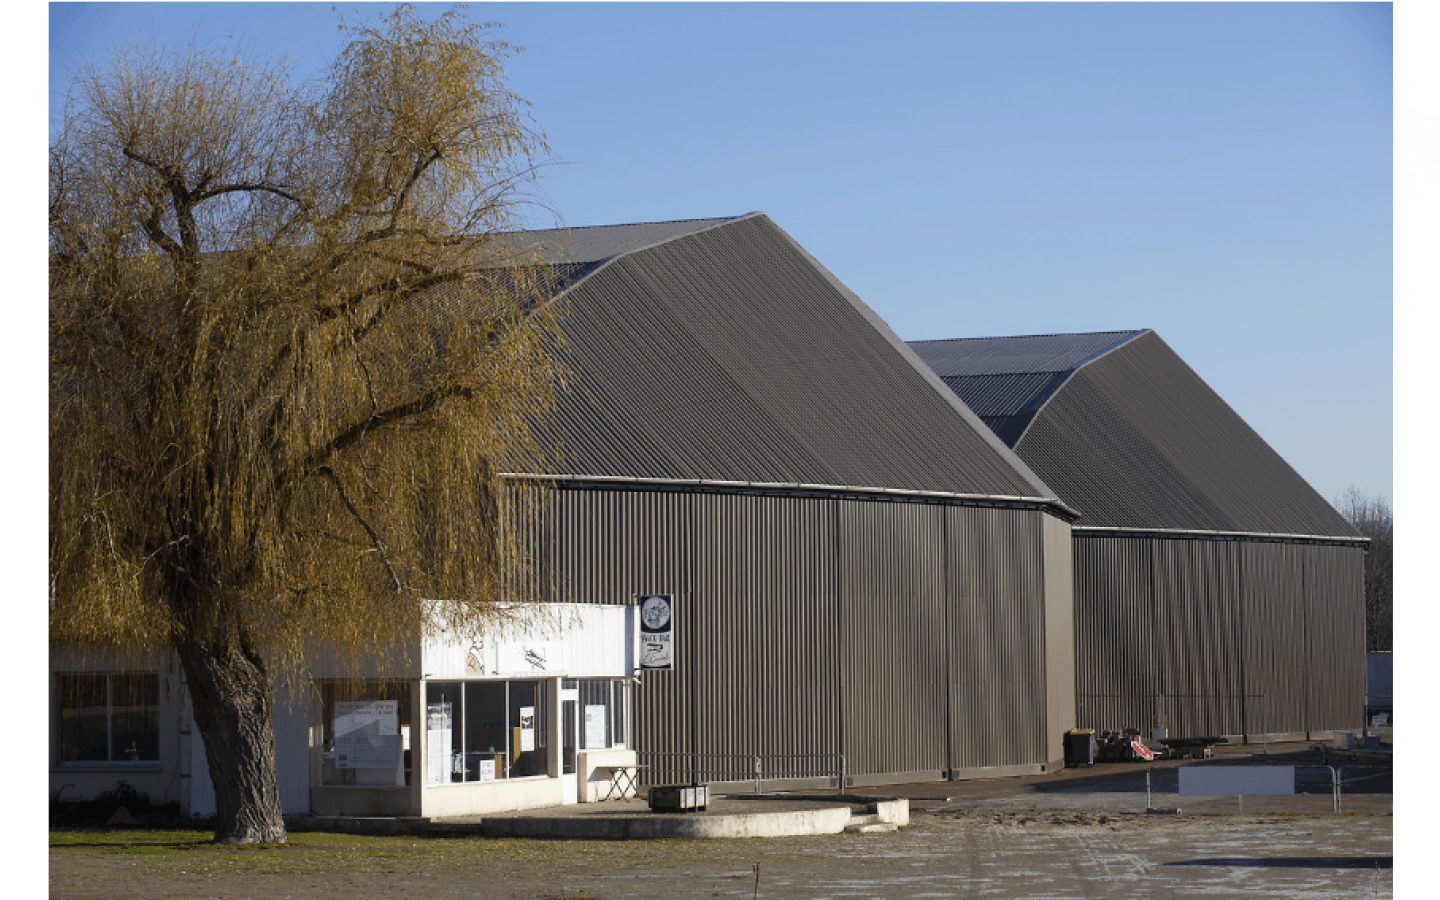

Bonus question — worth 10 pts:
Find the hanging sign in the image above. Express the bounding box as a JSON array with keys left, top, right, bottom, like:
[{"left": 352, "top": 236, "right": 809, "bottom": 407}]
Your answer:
[{"left": 638, "top": 594, "right": 676, "bottom": 671}]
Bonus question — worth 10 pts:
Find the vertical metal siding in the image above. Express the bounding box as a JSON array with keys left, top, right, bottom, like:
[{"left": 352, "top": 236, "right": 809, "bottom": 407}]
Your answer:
[
  {"left": 1240, "top": 541, "right": 1310, "bottom": 735},
  {"left": 1075, "top": 534, "right": 1363, "bottom": 740},
  {"left": 1073, "top": 536, "right": 1157, "bottom": 733},
  {"left": 944, "top": 507, "right": 1049, "bottom": 770},
  {"left": 1302, "top": 544, "right": 1365, "bottom": 732},
  {"left": 837, "top": 500, "right": 950, "bottom": 776},
  {"left": 1041, "top": 514, "right": 1077, "bottom": 763},
  {"left": 517, "top": 483, "right": 1062, "bottom": 785}
]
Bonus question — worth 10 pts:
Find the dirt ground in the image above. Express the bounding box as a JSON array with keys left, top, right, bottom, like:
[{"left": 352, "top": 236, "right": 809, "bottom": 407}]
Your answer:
[{"left": 49, "top": 741, "right": 1396, "bottom": 900}]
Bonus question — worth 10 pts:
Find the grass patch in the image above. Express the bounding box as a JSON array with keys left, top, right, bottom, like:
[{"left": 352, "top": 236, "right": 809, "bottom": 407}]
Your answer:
[{"left": 49, "top": 829, "right": 372, "bottom": 857}]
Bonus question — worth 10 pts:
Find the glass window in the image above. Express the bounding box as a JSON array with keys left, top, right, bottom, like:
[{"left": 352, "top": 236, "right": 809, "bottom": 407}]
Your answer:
[
  {"left": 566, "top": 678, "right": 630, "bottom": 750},
  {"left": 508, "top": 680, "right": 547, "bottom": 778},
  {"left": 465, "top": 681, "right": 506, "bottom": 779},
  {"left": 56, "top": 673, "right": 160, "bottom": 764},
  {"left": 425, "top": 679, "right": 549, "bottom": 784},
  {"left": 319, "top": 681, "right": 412, "bottom": 787}
]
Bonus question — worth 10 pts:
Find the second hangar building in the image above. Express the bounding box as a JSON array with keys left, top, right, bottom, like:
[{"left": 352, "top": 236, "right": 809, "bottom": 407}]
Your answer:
[{"left": 909, "top": 330, "right": 1366, "bottom": 742}]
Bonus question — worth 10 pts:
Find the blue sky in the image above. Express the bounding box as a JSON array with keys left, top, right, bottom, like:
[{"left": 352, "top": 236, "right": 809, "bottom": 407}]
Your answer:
[{"left": 44, "top": 1, "right": 1395, "bottom": 508}]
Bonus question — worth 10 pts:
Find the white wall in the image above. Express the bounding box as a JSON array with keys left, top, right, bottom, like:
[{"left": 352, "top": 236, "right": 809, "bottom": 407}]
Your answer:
[
  {"left": 420, "top": 777, "right": 565, "bottom": 817},
  {"left": 422, "top": 603, "right": 634, "bottom": 679}
]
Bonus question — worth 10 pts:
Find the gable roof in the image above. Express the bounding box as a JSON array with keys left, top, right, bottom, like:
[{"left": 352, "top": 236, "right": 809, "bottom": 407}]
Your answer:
[
  {"left": 503, "top": 216, "right": 743, "bottom": 266},
  {"left": 910, "top": 330, "right": 1356, "bottom": 537},
  {"left": 523, "top": 213, "right": 1061, "bottom": 504}
]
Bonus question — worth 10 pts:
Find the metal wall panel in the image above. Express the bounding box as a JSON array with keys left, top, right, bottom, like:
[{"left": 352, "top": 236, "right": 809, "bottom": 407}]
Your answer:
[
  {"left": 1041, "top": 513, "right": 1077, "bottom": 764},
  {"left": 1148, "top": 539, "right": 1247, "bottom": 737},
  {"left": 944, "top": 507, "right": 1050, "bottom": 770},
  {"left": 837, "top": 500, "right": 950, "bottom": 776},
  {"left": 1075, "top": 534, "right": 1364, "bottom": 740},
  {"left": 1302, "top": 544, "right": 1365, "bottom": 732},
  {"left": 1073, "top": 536, "right": 1158, "bottom": 734},
  {"left": 1239, "top": 541, "right": 1311, "bottom": 735},
  {"left": 517, "top": 481, "right": 1065, "bottom": 786}
]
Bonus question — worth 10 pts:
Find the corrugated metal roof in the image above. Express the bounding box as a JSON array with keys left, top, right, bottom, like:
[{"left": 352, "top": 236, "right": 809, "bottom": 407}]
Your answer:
[
  {"left": 501, "top": 216, "right": 745, "bottom": 266},
  {"left": 937, "top": 371, "right": 1072, "bottom": 446},
  {"left": 909, "top": 330, "right": 1357, "bottom": 538},
  {"left": 910, "top": 331, "right": 1145, "bottom": 377},
  {"left": 528, "top": 214, "right": 1056, "bottom": 502}
]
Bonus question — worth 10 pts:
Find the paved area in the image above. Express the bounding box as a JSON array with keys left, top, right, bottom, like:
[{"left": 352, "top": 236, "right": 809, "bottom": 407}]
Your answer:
[
  {"left": 445, "top": 738, "right": 1391, "bottom": 826},
  {"left": 875, "top": 739, "right": 1392, "bottom": 819}
]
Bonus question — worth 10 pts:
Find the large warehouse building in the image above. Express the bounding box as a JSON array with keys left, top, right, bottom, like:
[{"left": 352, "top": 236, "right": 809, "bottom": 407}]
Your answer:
[
  {"left": 909, "top": 330, "right": 1367, "bottom": 742},
  {"left": 52, "top": 214, "right": 1082, "bottom": 819},
  {"left": 516, "top": 214, "right": 1083, "bottom": 793}
]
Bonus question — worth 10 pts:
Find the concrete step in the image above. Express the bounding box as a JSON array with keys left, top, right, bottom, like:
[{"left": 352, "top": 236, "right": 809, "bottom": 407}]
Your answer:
[{"left": 844, "top": 821, "right": 899, "bottom": 834}]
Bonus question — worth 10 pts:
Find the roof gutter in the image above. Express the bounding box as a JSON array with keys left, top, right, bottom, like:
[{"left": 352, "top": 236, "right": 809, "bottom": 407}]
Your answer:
[
  {"left": 499, "top": 472, "right": 1082, "bottom": 520},
  {"left": 1074, "top": 524, "right": 1368, "bottom": 547}
]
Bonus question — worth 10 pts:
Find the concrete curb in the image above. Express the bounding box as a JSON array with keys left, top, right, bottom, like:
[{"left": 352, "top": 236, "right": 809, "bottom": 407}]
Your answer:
[
  {"left": 481, "top": 805, "right": 854, "bottom": 839},
  {"left": 284, "top": 815, "right": 432, "bottom": 836}
]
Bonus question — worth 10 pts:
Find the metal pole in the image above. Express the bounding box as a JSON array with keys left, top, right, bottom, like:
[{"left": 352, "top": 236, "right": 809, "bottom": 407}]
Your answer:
[
  {"left": 1263, "top": 694, "right": 1268, "bottom": 756},
  {"left": 690, "top": 596, "right": 698, "bottom": 789}
]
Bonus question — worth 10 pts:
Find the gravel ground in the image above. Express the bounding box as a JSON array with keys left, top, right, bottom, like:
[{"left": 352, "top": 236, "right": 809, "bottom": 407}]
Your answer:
[
  {"left": 50, "top": 741, "right": 1395, "bottom": 899},
  {"left": 47, "top": 813, "right": 1395, "bottom": 900}
]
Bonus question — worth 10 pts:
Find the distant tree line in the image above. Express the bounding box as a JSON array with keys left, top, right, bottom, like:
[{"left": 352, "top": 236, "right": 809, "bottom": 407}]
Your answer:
[{"left": 1335, "top": 486, "right": 1392, "bottom": 652}]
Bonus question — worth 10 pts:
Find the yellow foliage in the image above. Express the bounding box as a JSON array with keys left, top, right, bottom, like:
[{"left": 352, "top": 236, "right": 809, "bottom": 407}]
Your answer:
[{"left": 50, "top": 6, "right": 565, "bottom": 690}]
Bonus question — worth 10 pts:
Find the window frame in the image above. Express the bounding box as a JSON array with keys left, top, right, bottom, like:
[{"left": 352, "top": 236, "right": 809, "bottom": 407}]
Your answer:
[
  {"left": 423, "top": 677, "right": 551, "bottom": 786},
  {"left": 53, "top": 671, "right": 161, "bottom": 768},
  {"left": 316, "top": 679, "right": 414, "bottom": 788}
]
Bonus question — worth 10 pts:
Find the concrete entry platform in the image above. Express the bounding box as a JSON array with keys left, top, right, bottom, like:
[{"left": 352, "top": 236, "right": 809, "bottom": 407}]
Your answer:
[
  {"left": 462, "top": 793, "right": 907, "bottom": 840},
  {"left": 283, "top": 740, "right": 1385, "bottom": 840}
]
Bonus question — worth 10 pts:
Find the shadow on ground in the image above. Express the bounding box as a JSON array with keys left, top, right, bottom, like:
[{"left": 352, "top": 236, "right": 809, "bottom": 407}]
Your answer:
[{"left": 1166, "top": 856, "right": 1392, "bottom": 869}]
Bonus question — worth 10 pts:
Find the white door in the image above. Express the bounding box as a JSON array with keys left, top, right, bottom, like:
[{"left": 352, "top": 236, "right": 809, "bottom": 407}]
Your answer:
[{"left": 560, "top": 689, "right": 579, "bottom": 804}]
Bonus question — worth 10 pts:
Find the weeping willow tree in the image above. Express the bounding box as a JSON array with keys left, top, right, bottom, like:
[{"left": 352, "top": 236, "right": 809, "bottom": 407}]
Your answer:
[{"left": 49, "top": 7, "right": 566, "bottom": 844}]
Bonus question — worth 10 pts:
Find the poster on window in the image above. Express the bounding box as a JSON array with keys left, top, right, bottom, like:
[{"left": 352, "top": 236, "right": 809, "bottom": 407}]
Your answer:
[
  {"left": 519, "top": 706, "right": 535, "bottom": 752},
  {"left": 584, "top": 705, "right": 608, "bottom": 750},
  {"left": 638, "top": 594, "right": 675, "bottom": 671},
  {"left": 334, "top": 700, "right": 400, "bottom": 769},
  {"left": 426, "top": 700, "right": 453, "bottom": 786}
]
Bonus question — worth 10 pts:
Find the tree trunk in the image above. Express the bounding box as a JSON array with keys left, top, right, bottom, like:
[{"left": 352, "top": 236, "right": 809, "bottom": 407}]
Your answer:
[{"left": 176, "top": 639, "right": 288, "bottom": 844}]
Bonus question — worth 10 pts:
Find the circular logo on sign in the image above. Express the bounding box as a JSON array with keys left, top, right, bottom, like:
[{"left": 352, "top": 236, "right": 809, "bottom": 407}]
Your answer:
[{"left": 641, "top": 595, "right": 671, "bottom": 629}]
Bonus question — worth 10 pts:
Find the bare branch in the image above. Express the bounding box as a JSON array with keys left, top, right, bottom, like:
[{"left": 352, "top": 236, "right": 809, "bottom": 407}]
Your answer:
[
  {"left": 283, "top": 381, "right": 475, "bottom": 489},
  {"left": 316, "top": 466, "right": 402, "bottom": 593},
  {"left": 196, "top": 181, "right": 309, "bottom": 208}
]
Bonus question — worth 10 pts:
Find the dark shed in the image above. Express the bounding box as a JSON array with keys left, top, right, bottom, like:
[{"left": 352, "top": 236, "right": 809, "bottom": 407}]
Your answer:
[
  {"left": 910, "top": 329, "right": 1365, "bottom": 741},
  {"left": 508, "top": 214, "right": 1081, "bottom": 785}
]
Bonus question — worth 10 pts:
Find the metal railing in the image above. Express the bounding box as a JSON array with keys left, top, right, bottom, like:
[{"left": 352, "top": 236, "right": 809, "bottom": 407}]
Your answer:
[
  {"left": 636, "top": 751, "right": 849, "bottom": 794},
  {"left": 1145, "top": 763, "right": 1389, "bottom": 814}
]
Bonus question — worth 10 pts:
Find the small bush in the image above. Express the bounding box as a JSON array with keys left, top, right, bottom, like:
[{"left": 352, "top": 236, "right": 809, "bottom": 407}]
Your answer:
[{"left": 50, "top": 780, "right": 187, "bottom": 828}]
